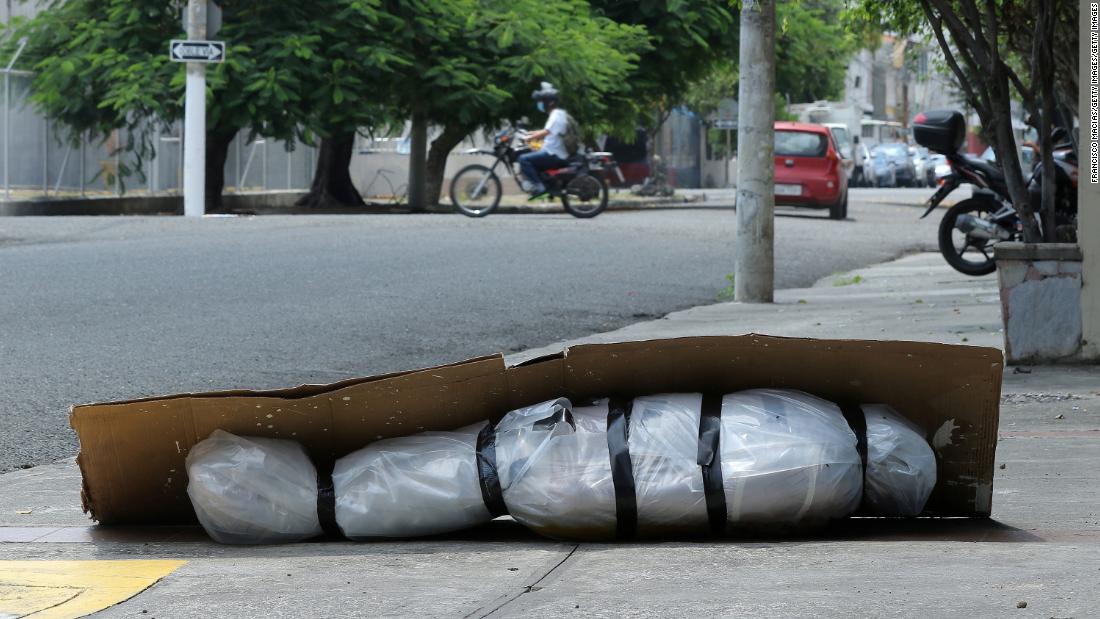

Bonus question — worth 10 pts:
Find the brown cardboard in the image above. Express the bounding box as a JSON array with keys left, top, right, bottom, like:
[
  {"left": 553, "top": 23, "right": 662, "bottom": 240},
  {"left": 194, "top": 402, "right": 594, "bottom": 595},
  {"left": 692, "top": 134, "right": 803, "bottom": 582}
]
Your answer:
[{"left": 70, "top": 335, "right": 1003, "bottom": 525}]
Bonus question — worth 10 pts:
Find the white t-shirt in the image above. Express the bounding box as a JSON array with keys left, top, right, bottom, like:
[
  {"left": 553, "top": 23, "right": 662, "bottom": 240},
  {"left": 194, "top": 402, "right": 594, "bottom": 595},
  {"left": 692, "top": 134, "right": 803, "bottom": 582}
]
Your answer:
[{"left": 541, "top": 108, "right": 570, "bottom": 159}]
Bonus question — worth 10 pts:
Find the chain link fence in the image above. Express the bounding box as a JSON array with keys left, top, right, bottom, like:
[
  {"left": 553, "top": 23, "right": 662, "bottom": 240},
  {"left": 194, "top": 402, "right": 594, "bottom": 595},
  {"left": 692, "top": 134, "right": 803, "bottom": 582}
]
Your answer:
[{"left": 0, "top": 71, "right": 317, "bottom": 202}]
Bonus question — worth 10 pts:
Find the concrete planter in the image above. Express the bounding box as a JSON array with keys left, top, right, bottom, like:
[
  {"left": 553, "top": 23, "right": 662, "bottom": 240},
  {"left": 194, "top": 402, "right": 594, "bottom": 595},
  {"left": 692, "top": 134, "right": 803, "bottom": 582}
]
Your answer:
[{"left": 994, "top": 243, "right": 1083, "bottom": 364}]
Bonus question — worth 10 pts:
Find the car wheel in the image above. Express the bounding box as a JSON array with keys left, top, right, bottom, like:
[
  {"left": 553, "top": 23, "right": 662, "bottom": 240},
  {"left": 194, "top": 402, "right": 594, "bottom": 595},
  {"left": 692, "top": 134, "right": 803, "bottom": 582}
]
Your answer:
[{"left": 829, "top": 190, "right": 847, "bottom": 220}]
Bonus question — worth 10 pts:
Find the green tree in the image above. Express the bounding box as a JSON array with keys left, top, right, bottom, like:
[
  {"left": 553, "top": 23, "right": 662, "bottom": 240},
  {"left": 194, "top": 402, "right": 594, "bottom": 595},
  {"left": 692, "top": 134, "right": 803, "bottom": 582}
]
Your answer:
[
  {"left": 849, "top": 0, "right": 1070, "bottom": 242},
  {"left": 3, "top": 0, "right": 401, "bottom": 211},
  {"left": 775, "top": 0, "right": 857, "bottom": 103},
  {"left": 591, "top": 0, "right": 738, "bottom": 130},
  {"left": 381, "top": 0, "right": 648, "bottom": 207}
]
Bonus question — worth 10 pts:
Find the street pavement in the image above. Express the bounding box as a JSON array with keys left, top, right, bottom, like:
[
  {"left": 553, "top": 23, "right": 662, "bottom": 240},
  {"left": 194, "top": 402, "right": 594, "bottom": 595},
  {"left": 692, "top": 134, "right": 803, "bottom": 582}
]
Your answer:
[
  {"left": 1, "top": 251, "right": 1098, "bottom": 618},
  {"left": 0, "top": 190, "right": 944, "bottom": 473}
]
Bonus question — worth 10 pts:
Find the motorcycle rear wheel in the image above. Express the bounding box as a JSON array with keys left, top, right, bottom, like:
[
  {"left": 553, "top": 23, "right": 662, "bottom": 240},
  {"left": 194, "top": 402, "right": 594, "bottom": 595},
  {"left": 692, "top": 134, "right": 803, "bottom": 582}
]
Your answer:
[
  {"left": 561, "top": 174, "right": 609, "bottom": 218},
  {"left": 450, "top": 164, "right": 502, "bottom": 217},
  {"left": 937, "top": 197, "right": 1012, "bottom": 276}
]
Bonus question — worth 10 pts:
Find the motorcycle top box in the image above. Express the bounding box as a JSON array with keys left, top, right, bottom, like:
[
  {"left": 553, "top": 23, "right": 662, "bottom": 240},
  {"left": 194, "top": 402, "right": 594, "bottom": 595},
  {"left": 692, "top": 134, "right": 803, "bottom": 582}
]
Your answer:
[{"left": 913, "top": 109, "right": 966, "bottom": 154}]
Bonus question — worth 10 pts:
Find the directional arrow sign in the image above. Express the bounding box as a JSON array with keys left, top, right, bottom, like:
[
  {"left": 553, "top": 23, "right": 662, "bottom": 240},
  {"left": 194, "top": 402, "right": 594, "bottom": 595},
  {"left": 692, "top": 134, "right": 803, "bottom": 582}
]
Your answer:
[{"left": 169, "top": 40, "right": 225, "bottom": 63}]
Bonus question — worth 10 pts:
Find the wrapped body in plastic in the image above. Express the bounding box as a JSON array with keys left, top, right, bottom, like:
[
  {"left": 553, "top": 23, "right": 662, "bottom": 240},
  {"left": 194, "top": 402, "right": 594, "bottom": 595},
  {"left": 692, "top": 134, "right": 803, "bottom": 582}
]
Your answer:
[
  {"left": 185, "top": 390, "right": 937, "bottom": 543},
  {"left": 494, "top": 389, "right": 877, "bottom": 540},
  {"left": 184, "top": 430, "right": 323, "bottom": 544},
  {"left": 332, "top": 422, "right": 492, "bottom": 538}
]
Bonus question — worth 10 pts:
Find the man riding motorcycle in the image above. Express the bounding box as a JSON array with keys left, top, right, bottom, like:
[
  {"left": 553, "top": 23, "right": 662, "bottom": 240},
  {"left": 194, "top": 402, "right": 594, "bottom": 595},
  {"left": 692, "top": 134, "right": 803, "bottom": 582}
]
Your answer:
[{"left": 519, "top": 82, "right": 571, "bottom": 196}]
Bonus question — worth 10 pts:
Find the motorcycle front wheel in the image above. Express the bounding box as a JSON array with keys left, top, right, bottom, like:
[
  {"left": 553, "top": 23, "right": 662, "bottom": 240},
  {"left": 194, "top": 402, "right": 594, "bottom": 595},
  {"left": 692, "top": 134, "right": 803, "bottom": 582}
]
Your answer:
[
  {"left": 450, "top": 164, "right": 502, "bottom": 217},
  {"left": 937, "top": 197, "right": 1013, "bottom": 276},
  {"left": 561, "top": 174, "right": 609, "bottom": 218}
]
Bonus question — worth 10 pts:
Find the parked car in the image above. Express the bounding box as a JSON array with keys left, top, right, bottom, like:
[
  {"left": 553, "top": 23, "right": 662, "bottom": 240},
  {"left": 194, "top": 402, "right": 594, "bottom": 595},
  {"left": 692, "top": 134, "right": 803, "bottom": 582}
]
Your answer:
[
  {"left": 773, "top": 121, "right": 849, "bottom": 219},
  {"left": 871, "top": 143, "right": 917, "bottom": 187},
  {"left": 870, "top": 150, "right": 897, "bottom": 187},
  {"left": 852, "top": 140, "right": 876, "bottom": 187},
  {"left": 909, "top": 146, "right": 935, "bottom": 187},
  {"left": 929, "top": 153, "right": 951, "bottom": 182},
  {"left": 823, "top": 122, "right": 855, "bottom": 182},
  {"left": 980, "top": 144, "right": 1037, "bottom": 171}
]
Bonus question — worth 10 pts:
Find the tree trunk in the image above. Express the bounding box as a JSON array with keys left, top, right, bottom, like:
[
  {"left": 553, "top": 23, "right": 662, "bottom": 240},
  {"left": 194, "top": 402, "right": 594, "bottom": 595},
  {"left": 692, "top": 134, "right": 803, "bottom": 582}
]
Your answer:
[
  {"left": 425, "top": 124, "right": 472, "bottom": 206},
  {"left": 406, "top": 114, "right": 429, "bottom": 211},
  {"left": 989, "top": 61, "right": 1041, "bottom": 242},
  {"left": 204, "top": 125, "right": 237, "bottom": 213},
  {"left": 734, "top": 0, "right": 776, "bottom": 303},
  {"left": 1035, "top": 0, "right": 1058, "bottom": 242},
  {"left": 296, "top": 133, "right": 365, "bottom": 209}
]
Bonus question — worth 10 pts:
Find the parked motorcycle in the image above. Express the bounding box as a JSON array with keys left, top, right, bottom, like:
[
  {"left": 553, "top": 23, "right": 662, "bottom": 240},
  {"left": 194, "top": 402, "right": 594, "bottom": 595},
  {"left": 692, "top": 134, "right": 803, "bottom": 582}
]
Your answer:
[
  {"left": 913, "top": 110, "right": 1078, "bottom": 276},
  {"left": 449, "top": 127, "right": 620, "bottom": 218}
]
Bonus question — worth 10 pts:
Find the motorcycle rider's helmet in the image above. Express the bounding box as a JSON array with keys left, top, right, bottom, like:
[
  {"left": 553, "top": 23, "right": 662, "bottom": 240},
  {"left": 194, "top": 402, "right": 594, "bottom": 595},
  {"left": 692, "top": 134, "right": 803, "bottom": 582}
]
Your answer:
[{"left": 531, "top": 82, "right": 559, "bottom": 106}]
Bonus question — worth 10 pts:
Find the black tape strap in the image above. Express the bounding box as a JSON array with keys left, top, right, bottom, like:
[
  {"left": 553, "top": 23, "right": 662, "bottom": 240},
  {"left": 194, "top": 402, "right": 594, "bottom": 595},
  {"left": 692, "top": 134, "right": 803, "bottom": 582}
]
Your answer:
[
  {"left": 840, "top": 402, "right": 869, "bottom": 506},
  {"left": 476, "top": 422, "right": 508, "bottom": 518},
  {"left": 697, "top": 393, "right": 727, "bottom": 536},
  {"left": 532, "top": 403, "right": 576, "bottom": 431},
  {"left": 606, "top": 397, "right": 637, "bottom": 540},
  {"left": 316, "top": 466, "right": 341, "bottom": 537}
]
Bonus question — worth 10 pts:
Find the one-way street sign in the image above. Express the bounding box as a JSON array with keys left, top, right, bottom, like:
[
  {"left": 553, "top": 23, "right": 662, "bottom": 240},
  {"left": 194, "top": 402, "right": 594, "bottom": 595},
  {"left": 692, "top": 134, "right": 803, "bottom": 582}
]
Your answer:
[{"left": 169, "top": 40, "right": 225, "bottom": 63}]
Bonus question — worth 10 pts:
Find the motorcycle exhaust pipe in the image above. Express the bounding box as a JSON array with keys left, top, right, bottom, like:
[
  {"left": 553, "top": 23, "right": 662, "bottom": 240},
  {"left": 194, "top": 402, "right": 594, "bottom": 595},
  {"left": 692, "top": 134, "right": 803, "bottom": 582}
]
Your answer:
[{"left": 956, "top": 214, "right": 1010, "bottom": 240}]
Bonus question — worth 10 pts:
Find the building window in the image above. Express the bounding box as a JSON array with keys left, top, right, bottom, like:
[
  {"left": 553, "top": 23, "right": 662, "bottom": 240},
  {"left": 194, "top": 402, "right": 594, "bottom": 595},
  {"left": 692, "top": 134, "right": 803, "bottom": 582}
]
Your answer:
[{"left": 854, "top": 75, "right": 862, "bottom": 89}]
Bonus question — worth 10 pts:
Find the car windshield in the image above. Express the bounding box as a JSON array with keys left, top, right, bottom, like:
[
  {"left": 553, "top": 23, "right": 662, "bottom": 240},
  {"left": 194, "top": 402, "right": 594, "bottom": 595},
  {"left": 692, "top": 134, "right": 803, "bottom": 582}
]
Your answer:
[
  {"left": 930, "top": 154, "right": 946, "bottom": 164},
  {"left": 775, "top": 131, "right": 826, "bottom": 157},
  {"left": 876, "top": 144, "right": 907, "bottom": 157},
  {"left": 873, "top": 152, "right": 888, "bottom": 162}
]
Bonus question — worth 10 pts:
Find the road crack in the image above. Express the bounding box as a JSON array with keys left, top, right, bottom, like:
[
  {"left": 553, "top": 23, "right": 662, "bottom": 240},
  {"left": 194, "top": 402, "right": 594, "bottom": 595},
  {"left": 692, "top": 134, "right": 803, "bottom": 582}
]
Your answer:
[{"left": 465, "top": 544, "right": 581, "bottom": 618}]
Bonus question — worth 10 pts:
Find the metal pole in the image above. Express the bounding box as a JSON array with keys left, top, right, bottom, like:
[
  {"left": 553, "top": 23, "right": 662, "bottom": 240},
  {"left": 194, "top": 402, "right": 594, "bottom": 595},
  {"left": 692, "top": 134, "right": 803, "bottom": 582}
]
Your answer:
[
  {"left": 183, "top": 0, "right": 207, "bottom": 216},
  {"left": 4, "top": 38, "right": 27, "bottom": 201},
  {"left": 79, "top": 132, "right": 86, "bottom": 197},
  {"left": 734, "top": 0, "right": 776, "bottom": 303},
  {"left": 262, "top": 137, "right": 267, "bottom": 190},
  {"left": 114, "top": 130, "right": 121, "bottom": 196},
  {"left": 42, "top": 118, "right": 48, "bottom": 197},
  {"left": 724, "top": 128, "right": 731, "bottom": 188},
  {"left": 3, "top": 70, "right": 8, "bottom": 200},
  {"left": 151, "top": 127, "right": 160, "bottom": 193},
  {"left": 235, "top": 131, "right": 241, "bottom": 190},
  {"left": 286, "top": 140, "right": 291, "bottom": 190},
  {"left": 52, "top": 142, "right": 71, "bottom": 195}
]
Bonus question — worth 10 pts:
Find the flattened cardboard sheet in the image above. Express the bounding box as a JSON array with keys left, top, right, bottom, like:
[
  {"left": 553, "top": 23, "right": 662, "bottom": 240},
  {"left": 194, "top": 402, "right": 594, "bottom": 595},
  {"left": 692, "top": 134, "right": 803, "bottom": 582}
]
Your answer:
[{"left": 71, "top": 335, "right": 1002, "bottom": 524}]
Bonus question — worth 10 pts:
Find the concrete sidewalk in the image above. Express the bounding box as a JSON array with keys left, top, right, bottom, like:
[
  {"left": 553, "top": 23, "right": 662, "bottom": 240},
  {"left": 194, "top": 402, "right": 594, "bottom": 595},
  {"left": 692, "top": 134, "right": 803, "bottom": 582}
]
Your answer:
[{"left": 2, "top": 253, "right": 1099, "bottom": 618}]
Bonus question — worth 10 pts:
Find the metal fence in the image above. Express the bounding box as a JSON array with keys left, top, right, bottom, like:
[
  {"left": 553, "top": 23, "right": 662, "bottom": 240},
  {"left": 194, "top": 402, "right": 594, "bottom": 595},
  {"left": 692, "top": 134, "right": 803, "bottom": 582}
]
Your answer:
[{"left": 1, "top": 70, "right": 317, "bottom": 201}]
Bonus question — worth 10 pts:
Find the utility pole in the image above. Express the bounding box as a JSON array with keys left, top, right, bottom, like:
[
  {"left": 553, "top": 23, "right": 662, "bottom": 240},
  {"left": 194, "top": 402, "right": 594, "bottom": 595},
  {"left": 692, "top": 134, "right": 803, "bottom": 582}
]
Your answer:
[
  {"left": 734, "top": 0, "right": 776, "bottom": 302},
  {"left": 183, "top": 0, "right": 207, "bottom": 217}
]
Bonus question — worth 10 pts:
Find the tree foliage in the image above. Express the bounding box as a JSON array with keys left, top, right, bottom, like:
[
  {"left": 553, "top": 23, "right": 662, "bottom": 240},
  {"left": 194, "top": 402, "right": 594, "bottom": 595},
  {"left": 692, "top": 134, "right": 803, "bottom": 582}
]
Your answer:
[
  {"left": 775, "top": 0, "right": 858, "bottom": 103},
  {"left": 849, "top": 0, "right": 1072, "bottom": 242},
  {"left": 2, "top": 0, "right": 406, "bottom": 207}
]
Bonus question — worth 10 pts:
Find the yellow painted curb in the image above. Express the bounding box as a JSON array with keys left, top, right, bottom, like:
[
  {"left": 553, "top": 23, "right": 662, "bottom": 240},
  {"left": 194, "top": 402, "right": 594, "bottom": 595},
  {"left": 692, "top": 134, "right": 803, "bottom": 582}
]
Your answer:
[{"left": 0, "top": 560, "right": 185, "bottom": 619}]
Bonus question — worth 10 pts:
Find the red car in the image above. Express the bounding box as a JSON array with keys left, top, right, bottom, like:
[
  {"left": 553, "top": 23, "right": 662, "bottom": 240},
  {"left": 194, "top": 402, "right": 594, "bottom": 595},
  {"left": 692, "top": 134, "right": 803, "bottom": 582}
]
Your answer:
[{"left": 773, "top": 121, "right": 849, "bottom": 219}]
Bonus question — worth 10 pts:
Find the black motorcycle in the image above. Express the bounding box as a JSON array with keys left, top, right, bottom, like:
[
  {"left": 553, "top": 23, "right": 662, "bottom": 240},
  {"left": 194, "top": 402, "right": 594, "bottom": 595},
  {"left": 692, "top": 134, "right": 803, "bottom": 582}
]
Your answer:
[
  {"left": 449, "top": 127, "right": 617, "bottom": 218},
  {"left": 913, "top": 110, "right": 1078, "bottom": 276}
]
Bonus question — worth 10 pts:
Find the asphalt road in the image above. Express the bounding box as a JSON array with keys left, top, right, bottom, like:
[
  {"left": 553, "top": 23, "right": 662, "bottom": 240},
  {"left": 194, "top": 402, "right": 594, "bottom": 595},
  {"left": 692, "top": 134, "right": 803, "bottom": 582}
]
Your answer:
[{"left": 0, "top": 190, "right": 942, "bottom": 471}]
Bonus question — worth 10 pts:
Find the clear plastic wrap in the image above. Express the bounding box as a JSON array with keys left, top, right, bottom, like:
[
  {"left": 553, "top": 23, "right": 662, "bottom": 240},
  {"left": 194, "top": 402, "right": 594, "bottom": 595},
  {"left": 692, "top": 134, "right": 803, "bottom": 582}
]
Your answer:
[
  {"left": 719, "top": 389, "right": 863, "bottom": 526},
  {"left": 185, "top": 430, "right": 322, "bottom": 544},
  {"left": 495, "top": 398, "right": 617, "bottom": 541},
  {"left": 186, "top": 391, "right": 939, "bottom": 545},
  {"left": 862, "top": 403, "right": 938, "bottom": 516},
  {"left": 628, "top": 394, "right": 709, "bottom": 536},
  {"left": 332, "top": 422, "right": 492, "bottom": 539}
]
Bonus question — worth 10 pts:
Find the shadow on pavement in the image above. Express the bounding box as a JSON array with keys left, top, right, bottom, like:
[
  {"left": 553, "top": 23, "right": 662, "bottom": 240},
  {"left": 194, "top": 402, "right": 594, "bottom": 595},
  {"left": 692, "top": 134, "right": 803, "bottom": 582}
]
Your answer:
[{"left": 52, "top": 517, "right": 1058, "bottom": 560}]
